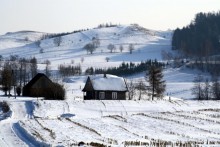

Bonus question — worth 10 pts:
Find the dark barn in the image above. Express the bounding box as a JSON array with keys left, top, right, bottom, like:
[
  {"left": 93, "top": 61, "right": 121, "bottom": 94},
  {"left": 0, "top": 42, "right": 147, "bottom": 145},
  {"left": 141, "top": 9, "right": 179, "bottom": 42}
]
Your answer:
[
  {"left": 22, "top": 73, "right": 54, "bottom": 97},
  {"left": 82, "top": 74, "right": 128, "bottom": 100}
]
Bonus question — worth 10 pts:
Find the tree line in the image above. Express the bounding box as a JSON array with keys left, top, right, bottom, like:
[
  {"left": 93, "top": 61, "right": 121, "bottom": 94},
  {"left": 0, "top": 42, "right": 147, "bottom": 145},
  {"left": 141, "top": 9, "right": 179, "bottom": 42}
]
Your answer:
[
  {"left": 127, "top": 65, "right": 166, "bottom": 101},
  {"left": 85, "top": 59, "right": 165, "bottom": 76},
  {"left": 192, "top": 74, "right": 220, "bottom": 100},
  {"left": 58, "top": 64, "right": 82, "bottom": 77},
  {"left": 0, "top": 55, "right": 65, "bottom": 100},
  {"left": 172, "top": 11, "right": 220, "bottom": 57},
  {"left": 0, "top": 55, "right": 38, "bottom": 96}
]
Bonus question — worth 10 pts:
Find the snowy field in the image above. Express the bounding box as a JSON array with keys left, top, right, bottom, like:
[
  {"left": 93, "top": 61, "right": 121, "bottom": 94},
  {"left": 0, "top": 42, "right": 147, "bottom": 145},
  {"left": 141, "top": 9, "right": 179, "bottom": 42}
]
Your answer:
[
  {"left": 1, "top": 98, "right": 220, "bottom": 146},
  {"left": 0, "top": 25, "right": 216, "bottom": 146}
]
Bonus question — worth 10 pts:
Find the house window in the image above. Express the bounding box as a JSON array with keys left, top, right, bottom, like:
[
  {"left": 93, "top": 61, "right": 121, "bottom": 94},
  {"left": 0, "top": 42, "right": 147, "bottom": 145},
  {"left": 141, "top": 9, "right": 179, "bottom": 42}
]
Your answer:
[
  {"left": 99, "top": 92, "right": 105, "bottom": 99},
  {"left": 112, "top": 92, "right": 117, "bottom": 99}
]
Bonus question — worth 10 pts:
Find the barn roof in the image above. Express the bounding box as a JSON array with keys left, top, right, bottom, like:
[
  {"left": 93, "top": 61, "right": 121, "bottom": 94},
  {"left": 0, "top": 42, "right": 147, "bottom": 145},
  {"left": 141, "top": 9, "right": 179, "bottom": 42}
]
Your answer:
[
  {"left": 23, "top": 73, "right": 52, "bottom": 88},
  {"left": 88, "top": 74, "right": 128, "bottom": 91}
]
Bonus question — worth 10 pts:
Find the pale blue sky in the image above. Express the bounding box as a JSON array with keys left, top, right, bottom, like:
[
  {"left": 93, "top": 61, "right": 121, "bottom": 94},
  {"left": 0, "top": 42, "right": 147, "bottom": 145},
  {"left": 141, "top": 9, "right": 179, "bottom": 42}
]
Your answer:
[{"left": 0, "top": 0, "right": 219, "bottom": 34}]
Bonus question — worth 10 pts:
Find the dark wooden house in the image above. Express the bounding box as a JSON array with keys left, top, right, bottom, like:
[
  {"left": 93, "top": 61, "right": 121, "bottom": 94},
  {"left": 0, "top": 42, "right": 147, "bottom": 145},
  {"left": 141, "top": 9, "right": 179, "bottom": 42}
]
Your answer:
[
  {"left": 23, "top": 73, "right": 54, "bottom": 97},
  {"left": 82, "top": 74, "right": 128, "bottom": 100}
]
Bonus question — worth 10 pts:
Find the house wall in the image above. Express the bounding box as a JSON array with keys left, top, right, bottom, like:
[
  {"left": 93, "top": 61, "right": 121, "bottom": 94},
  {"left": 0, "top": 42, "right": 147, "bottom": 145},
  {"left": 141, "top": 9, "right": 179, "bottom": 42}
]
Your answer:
[{"left": 85, "top": 91, "right": 125, "bottom": 100}]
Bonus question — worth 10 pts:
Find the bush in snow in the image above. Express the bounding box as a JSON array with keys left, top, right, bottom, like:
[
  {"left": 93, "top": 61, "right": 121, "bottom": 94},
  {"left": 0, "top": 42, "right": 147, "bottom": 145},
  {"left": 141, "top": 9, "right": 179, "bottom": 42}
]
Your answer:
[
  {"left": 44, "top": 82, "right": 66, "bottom": 100},
  {"left": 0, "top": 101, "right": 10, "bottom": 113}
]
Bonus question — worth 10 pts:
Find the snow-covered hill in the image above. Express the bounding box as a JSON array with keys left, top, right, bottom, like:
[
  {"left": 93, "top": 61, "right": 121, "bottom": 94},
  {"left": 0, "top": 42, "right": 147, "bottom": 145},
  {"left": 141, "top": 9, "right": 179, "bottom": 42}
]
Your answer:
[
  {"left": 0, "top": 31, "right": 46, "bottom": 50},
  {"left": 0, "top": 24, "right": 204, "bottom": 100},
  {"left": 0, "top": 24, "right": 219, "bottom": 147},
  {"left": 0, "top": 25, "right": 172, "bottom": 70}
]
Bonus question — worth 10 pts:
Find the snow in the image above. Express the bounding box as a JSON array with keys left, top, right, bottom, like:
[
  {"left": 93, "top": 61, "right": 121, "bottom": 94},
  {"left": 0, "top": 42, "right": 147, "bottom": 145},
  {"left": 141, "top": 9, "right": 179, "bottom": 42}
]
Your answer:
[
  {"left": 2, "top": 98, "right": 220, "bottom": 146},
  {"left": 0, "top": 24, "right": 218, "bottom": 146},
  {"left": 88, "top": 74, "right": 128, "bottom": 91}
]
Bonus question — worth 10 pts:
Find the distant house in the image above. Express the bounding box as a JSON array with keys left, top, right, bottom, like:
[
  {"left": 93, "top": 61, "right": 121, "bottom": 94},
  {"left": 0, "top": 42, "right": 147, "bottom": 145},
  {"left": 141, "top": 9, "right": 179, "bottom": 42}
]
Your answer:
[
  {"left": 22, "top": 73, "right": 54, "bottom": 97},
  {"left": 82, "top": 74, "right": 128, "bottom": 100}
]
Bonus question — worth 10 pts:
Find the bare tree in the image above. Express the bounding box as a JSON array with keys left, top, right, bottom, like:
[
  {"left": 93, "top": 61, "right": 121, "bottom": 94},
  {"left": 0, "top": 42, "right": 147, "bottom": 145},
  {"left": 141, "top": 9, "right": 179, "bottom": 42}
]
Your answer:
[
  {"left": 211, "top": 75, "right": 220, "bottom": 100},
  {"left": 71, "top": 59, "right": 74, "bottom": 64},
  {"left": 92, "top": 37, "right": 100, "bottom": 48},
  {"left": 1, "top": 62, "right": 12, "bottom": 96},
  {"left": 18, "top": 58, "right": 28, "bottom": 87},
  {"left": 119, "top": 45, "right": 124, "bottom": 53},
  {"left": 81, "top": 57, "right": 84, "bottom": 63},
  {"left": 202, "top": 78, "right": 210, "bottom": 100},
  {"left": 107, "top": 43, "right": 115, "bottom": 53},
  {"left": 53, "top": 36, "right": 62, "bottom": 47},
  {"left": 192, "top": 74, "right": 204, "bottom": 100},
  {"left": 83, "top": 43, "right": 95, "bottom": 54},
  {"left": 30, "top": 57, "right": 38, "bottom": 78},
  {"left": 127, "top": 80, "right": 136, "bottom": 100},
  {"left": 105, "top": 57, "right": 110, "bottom": 62},
  {"left": 129, "top": 43, "right": 134, "bottom": 54},
  {"left": 40, "top": 48, "right": 44, "bottom": 54},
  {"left": 36, "top": 40, "right": 41, "bottom": 47},
  {"left": 45, "top": 60, "right": 51, "bottom": 77},
  {"left": 24, "top": 37, "right": 29, "bottom": 41},
  {"left": 135, "top": 80, "right": 146, "bottom": 100}
]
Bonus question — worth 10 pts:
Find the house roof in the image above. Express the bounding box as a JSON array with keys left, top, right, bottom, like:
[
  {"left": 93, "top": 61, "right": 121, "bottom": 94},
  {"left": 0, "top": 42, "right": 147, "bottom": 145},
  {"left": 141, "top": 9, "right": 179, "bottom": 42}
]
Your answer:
[
  {"left": 88, "top": 74, "right": 128, "bottom": 91},
  {"left": 23, "top": 73, "right": 52, "bottom": 88}
]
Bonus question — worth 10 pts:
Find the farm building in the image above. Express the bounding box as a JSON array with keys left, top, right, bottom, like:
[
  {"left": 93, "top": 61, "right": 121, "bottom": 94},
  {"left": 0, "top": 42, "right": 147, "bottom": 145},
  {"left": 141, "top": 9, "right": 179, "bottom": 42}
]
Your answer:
[
  {"left": 82, "top": 74, "right": 128, "bottom": 100},
  {"left": 22, "top": 73, "right": 54, "bottom": 97}
]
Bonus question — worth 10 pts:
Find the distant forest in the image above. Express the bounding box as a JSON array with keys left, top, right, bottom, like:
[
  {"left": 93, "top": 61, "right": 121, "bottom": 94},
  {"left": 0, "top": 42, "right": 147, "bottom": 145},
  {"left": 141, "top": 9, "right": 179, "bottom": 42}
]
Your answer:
[
  {"left": 172, "top": 11, "right": 220, "bottom": 58},
  {"left": 85, "top": 59, "right": 165, "bottom": 76}
]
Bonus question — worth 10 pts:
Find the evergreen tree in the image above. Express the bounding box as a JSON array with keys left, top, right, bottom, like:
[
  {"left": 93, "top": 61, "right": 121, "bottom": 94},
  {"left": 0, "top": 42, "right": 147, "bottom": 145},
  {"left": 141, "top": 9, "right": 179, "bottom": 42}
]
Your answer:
[{"left": 145, "top": 66, "right": 166, "bottom": 100}]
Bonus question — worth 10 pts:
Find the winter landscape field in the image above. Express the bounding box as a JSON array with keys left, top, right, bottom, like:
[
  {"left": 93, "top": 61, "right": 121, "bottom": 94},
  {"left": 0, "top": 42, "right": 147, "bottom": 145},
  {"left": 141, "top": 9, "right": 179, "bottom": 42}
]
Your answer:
[{"left": 0, "top": 24, "right": 219, "bottom": 146}]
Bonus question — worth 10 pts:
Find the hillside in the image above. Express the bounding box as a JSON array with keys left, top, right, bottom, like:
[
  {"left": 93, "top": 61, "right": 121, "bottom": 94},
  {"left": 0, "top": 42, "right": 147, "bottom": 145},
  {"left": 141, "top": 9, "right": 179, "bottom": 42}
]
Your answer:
[
  {"left": 0, "top": 25, "right": 172, "bottom": 70},
  {"left": 0, "top": 24, "right": 208, "bottom": 100},
  {"left": 0, "top": 24, "right": 219, "bottom": 146}
]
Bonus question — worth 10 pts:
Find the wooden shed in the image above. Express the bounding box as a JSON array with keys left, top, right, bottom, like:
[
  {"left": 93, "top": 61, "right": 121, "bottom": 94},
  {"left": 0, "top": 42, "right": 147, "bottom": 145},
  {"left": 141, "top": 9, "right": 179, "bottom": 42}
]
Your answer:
[
  {"left": 82, "top": 74, "right": 128, "bottom": 100},
  {"left": 22, "top": 73, "right": 54, "bottom": 97}
]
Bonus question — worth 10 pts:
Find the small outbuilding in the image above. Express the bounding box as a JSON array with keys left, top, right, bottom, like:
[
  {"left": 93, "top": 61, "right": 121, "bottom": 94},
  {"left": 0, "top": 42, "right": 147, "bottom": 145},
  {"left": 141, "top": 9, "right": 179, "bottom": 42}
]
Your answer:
[
  {"left": 82, "top": 74, "right": 128, "bottom": 100},
  {"left": 22, "top": 73, "right": 54, "bottom": 97}
]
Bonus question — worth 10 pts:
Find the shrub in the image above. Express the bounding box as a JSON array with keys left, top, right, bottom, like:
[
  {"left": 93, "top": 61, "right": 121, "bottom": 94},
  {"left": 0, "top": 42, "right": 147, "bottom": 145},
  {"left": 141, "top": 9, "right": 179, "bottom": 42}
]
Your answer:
[
  {"left": 90, "top": 142, "right": 106, "bottom": 147},
  {"left": 0, "top": 101, "right": 10, "bottom": 113},
  {"left": 44, "top": 82, "right": 66, "bottom": 100}
]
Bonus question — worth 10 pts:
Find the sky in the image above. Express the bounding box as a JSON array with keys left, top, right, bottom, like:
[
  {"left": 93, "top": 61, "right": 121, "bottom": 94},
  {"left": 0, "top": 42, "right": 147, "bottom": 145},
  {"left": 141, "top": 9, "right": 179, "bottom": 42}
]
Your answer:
[{"left": 0, "top": 0, "right": 219, "bottom": 35}]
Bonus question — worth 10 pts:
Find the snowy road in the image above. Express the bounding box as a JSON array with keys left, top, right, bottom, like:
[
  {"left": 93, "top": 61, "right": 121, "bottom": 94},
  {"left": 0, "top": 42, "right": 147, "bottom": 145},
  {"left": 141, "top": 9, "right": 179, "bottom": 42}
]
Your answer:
[{"left": 0, "top": 100, "right": 34, "bottom": 147}]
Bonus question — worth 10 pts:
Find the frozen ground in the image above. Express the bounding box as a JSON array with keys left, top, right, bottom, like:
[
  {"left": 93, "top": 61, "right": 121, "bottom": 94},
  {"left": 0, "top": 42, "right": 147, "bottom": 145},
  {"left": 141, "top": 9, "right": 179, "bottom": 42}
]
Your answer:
[{"left": 1, "top": 98, "right": 220, "bottom": 146}]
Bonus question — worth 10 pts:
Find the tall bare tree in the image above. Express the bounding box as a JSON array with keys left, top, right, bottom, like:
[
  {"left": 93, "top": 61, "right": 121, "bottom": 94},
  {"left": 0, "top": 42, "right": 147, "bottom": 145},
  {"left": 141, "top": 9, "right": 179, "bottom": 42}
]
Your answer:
[
  {"left": 92, "top": 37, "right": 100, "bottom": 48},
  {"left": 119, "top": 45, "right": 124, "bottom": 53},
  {"left": 1, "top": 62, "right": 12, "bottom": 96},
  {"left": 45, "top": 60, "right": 51, "bottom": 77},
  {"left": 107, "top": 43, "right": 115, "bottom": 53},
  {"left": 83, "top": 43, "right": 95, "bottom": 54},
  {"left": 127, "top": 79, "right": 136, "bottom": 100},
  {"left": 135, "top": 80, "right": 146, "bottom": 100},
  {"left": 192, "top": 74, "right": 204, "bottom": 100},
  {"left": 211, "top": 75, "right": 220, "bottom": 100},
  {"left": 30, "top": 57, "right": 38, "bottom": 78},
  {"left": 53, "top": 36, "right": 62, "bottom": 47},
  {"left": 129, "top": 43, "right": 134, "bottom": 54}
]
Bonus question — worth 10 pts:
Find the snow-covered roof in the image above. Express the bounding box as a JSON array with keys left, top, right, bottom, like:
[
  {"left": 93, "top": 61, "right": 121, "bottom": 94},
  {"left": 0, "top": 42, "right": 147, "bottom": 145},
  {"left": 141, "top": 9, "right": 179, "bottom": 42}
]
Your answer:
[{"left": 89, "top": 74, "right": 128, "bottom": 91}]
